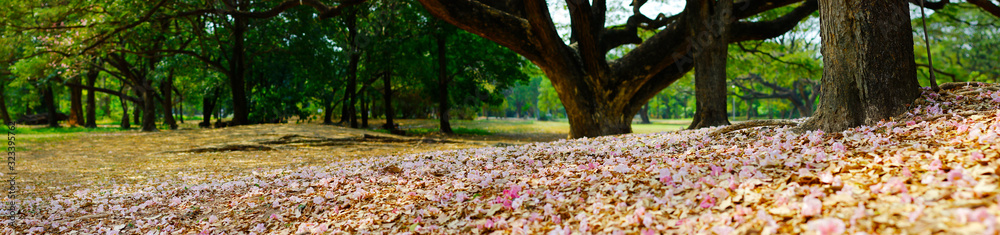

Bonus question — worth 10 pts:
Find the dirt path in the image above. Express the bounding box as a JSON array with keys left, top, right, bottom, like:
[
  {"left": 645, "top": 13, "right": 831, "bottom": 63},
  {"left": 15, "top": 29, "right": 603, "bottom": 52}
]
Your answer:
[{"left": 17, "top": 123, "right": 554, "bottom": 197}]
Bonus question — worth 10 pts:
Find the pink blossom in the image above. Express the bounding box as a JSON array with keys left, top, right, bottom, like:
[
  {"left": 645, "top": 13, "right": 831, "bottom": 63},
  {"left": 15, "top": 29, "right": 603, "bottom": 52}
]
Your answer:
[
  {"left": 801, "top": 197, "right": 822, "bottom": 216},
  {"left": 711, "top": 225, "right": 734, "bottom": 235},
  {"left": 806, "top": 218, "right": 846, "bottom": 235},
  {"left": 831, "top": 142, "right": 846, "bottom": 152},
  {"left": 699, "top": 194, "right": 716, "bottom": 209},
  {"left": 970, "top": 151, "right": 985, "bottom": 161}
]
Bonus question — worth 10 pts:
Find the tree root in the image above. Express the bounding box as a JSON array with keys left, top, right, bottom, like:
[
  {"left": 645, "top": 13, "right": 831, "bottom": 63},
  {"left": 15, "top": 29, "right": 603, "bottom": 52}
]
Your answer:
[{"left": 709, "top": 119, "right": 800, "bottom": 137}]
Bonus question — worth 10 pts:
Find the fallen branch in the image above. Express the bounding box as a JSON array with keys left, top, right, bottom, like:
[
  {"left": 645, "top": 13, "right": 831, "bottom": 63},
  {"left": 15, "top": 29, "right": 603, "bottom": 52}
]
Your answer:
[{"left": 709, "top": 119, "right": 800, "bottom": 137}]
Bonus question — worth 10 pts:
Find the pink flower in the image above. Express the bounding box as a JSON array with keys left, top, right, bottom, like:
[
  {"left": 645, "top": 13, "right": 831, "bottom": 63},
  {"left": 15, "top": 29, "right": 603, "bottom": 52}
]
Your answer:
[
  {"left": 801, "top": 197, "right": 822, "bottom": 216},
  {"left": 699, "top": 194, "right": 716, "bottom": 209},
  {"left": 971, "top": 151, "right": 985, "bottom": 161},
  {"left": 252, "top": 223, "right": 266, "bottom": 233},
  {"left": 807, "top": 218, "right": 846, "bottom": 235},
  {"left": 831, "top": 142, "right": 846, "bottom": 152},
  {"left": 711, "top": 225, "right": 734, "bottom": 235}
]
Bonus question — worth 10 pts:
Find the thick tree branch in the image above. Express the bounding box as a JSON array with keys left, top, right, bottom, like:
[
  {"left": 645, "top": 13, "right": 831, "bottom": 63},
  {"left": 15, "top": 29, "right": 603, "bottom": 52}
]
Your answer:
[
  {"left": 730, "top": 0, "right": 817, "bottom": 42},
  {"left": 908, "top": 0, "right": 950, "bottom": 10},
  {"left": 417, "top": 0, "right": 545, "bottom": 63},
  {"left": 567, "top": 0, "right": 609, "bottom": 81},
  {"left": 732, "top": 0, "right": 806, "bottom": 19},
  {"left": 968, "top": 0, "right": 1000, "bottom": 18}
]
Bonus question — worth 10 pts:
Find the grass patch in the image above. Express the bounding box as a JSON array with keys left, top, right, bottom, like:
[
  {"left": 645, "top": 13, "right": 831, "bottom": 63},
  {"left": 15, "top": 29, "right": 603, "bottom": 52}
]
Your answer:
[
  {"left": 402, "top": 127, "right": 492, "bottom": 136},
  {"left": 15, "top": 126, "right": 127, "bottom": 135}
]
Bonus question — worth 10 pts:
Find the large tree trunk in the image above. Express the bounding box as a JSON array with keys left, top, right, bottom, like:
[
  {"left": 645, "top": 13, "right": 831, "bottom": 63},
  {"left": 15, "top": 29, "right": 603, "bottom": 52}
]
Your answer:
[
  {"left": 85, "top": 68, "right": 99, "bottom": 128},
  {"left": 436, "top": 31, "right": 453, "bottom": 134},
  {"left": 345, "top": 10, "right": 360, "bottom": 128},
  {"left": 688, "top": 0, "right": 733, "bottom": 129},
  {"left": 44, "top": 84, "right": 59, "bottom": 128},
  {"left": 383, "top": 72, "right": 397, "bottom": 132},
  {"left": 227, "top": 0, "right": 250, "bottom": 126},
  {"left": 161, "top": 73, "right": 177, "bottom": 130},
  {"left": 68, "top": 77, "right": 85, "bottom": 126},
  {"left": 797, "top": 0, "right": 920, "bottom": 132}
]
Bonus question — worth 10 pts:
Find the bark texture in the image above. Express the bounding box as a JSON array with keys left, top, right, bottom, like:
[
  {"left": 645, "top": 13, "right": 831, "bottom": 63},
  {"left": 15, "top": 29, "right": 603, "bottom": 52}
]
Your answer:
[
  {"left": 69, "top": 77, "right": 85, "bottom": 126},
  {"left": 797, "top": 0, "right": 920, "bottom": 132},
  {"left": 688, "top": 0, "right": 734, "bottom": 129}
]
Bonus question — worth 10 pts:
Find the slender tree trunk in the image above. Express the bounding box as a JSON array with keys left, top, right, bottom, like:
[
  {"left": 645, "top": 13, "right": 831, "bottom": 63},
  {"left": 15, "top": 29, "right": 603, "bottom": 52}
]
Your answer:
[
  {"left": 0, "top": 81, "right": 10, "bottom": 124},
  {"left": 688, "top": 0, "right": 733, "bottom": 129},
  {"left": 436, "top": 31, "right": 453, "bottom": 134},
  {"left": 383, "top": 72, "right": 396, "bottom": 132},
  {"left": 119, "top": 92, "right": 130, "bottom": 129},
  {"left": 68, "top": 77, "right": 84, "bottom": 126},
  {"left": 227, "top": 0, "right": 250, "bottom": 126},
  {"left": 141, "top": 82, "right": 158, "bottom": 132},
  {"left": 346, "top": 10, "right": 360, "bottom": 128},
  {"left": 44, "top": 84, "right": 59, "bottom": 127},
  {"left": 161, "top": 73, "right": 177, "bottom": 130},
  {"left": 85, "top": 68, "right": 98, "bottom": 128},
  {"left": 177, "top": 89, "right": 184, "bottom": 124},
  {"left": 798, "top": 0, "right": 920, "bottom": 132},
  {"left": 361, "top": 88, "right": 369, "bottom": 128},
  {"left": 133, "top": 90, "right": 142, "bottom": 127}
]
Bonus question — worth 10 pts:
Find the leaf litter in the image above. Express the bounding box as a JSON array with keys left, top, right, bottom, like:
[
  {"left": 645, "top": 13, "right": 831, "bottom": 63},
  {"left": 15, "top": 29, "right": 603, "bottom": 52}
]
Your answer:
[{"left": 4, "top": 83, "right": 1000, "bottom": 234}]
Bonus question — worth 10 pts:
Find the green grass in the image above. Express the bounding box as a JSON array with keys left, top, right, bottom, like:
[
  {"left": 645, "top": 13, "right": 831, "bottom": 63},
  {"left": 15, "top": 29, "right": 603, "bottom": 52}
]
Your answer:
[
  {"left": 398, "top": 127, "right": 493, "bottom": 136},
  {"left": 13, "top": 126, "right": 127, "bottom": 135}
]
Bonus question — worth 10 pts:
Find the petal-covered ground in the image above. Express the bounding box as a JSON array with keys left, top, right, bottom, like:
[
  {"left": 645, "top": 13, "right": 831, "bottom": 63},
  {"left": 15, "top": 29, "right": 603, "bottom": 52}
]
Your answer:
[{"left": 4, "top": 84, "right": 1000, "bottom": 234}]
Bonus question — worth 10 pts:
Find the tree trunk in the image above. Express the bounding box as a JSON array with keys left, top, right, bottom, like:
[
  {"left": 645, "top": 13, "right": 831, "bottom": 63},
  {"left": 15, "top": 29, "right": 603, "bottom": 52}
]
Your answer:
[
  {"left": 0, "top": 80, "right": 10, "bottom": 125},
  {"left": 119, "top": 91, "right": 130, "bottom": 129},
  {"left": 346, "top": 10, "right": 360, "bottom": 128},
  {"left": 161, "top": 73, "right": 177, "bottom": 130},
  {"left": 361, "top": 88, "right": 369, "bottom": 128},
  {"left": 436, "top": 31, "right": 453, "bottom": 134},
  {"left": 177, "top": 89, "right": 184, "bottom": 124},
  {"left": 85, "top": 68, "right": 99, "bottom": 128},
  {"left": 688, "top": 0, "right": 733, "bottom": 129},
  {"left": 133, "top": 90, "right": 142, "bottom": 127},
  {"left": 68, "top": 77, "right": 85, "bottom": 126},
  {"left": 141, "top": 82, "right": 158, "bottom": 132},
  {"left": 383, "top": 72, "right": 397, "bottom": 132},
  {"left": 43, "top": 84, "right": 59, "bottom": 127},
  {"left": 323, "top": 100, "right": 335, "bottom": 124},
  {"left": 201, "top": 97, "right": 213, "bottom": 128},
  {"left": 639, "top": 103, "right": 651, "bottom": 124},
  {"left": 227, "top": 0, "right": 250, "bottom": 126},
  {"left": 797, "top": 0, "right": 920, "bottom": 132}
]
